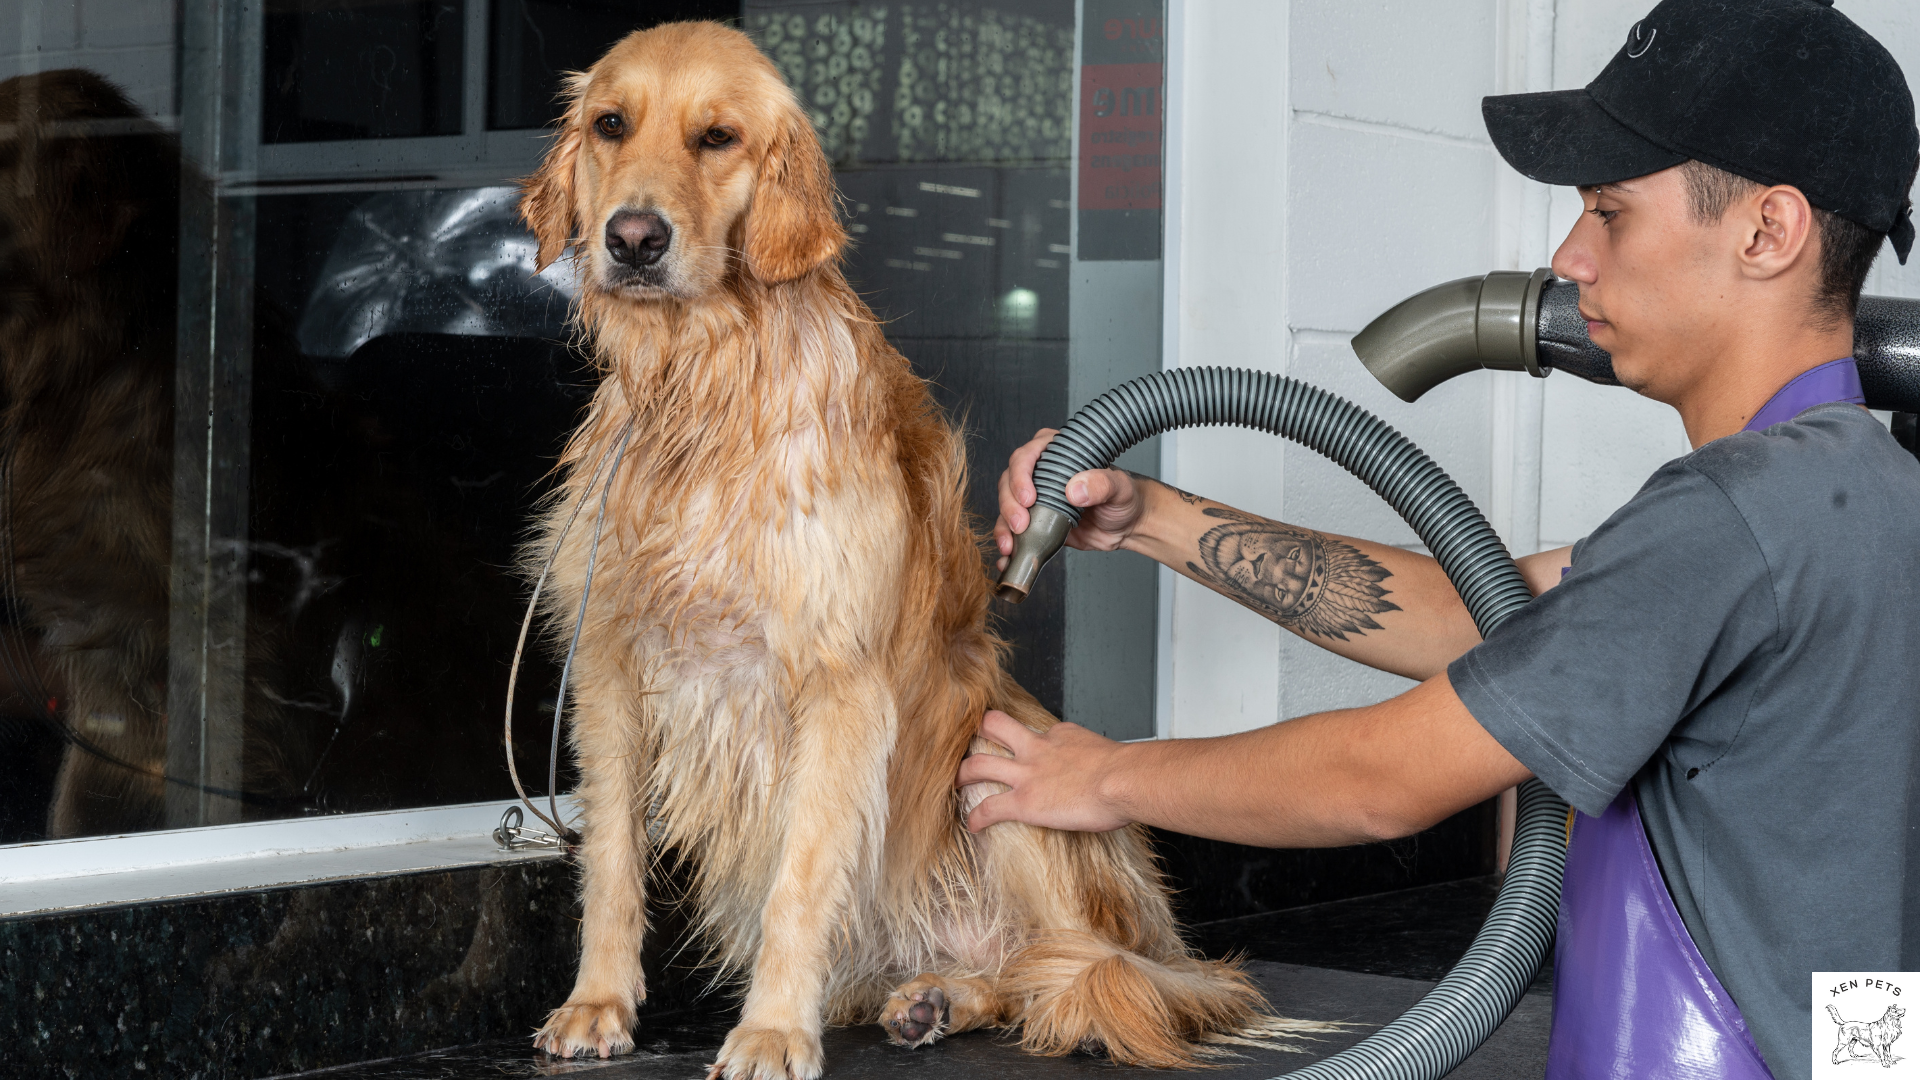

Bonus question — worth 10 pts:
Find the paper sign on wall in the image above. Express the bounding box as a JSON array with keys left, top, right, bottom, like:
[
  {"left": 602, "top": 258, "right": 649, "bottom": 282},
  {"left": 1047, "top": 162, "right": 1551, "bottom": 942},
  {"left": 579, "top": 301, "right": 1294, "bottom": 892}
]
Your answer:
[{"left": 1078, "top": 0, "right": 1164, "bottom": 261}]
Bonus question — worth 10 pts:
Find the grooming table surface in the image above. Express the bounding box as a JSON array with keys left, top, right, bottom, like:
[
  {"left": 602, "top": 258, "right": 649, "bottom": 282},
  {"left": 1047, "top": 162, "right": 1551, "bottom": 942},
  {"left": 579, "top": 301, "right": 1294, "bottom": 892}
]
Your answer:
[
  {"left": 275, "top": 878, "right": 1553, "bottom": 1079},
  {"left": 295, "top": 963, "right": 1550, "bottom": 1079}
]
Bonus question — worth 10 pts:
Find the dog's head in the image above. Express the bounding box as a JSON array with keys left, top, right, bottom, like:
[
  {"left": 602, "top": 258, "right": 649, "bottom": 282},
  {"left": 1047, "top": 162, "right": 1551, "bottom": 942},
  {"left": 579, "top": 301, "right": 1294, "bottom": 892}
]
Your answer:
[
  {"left": 520, "top": 21, "right": 845, "bottom": 301},
  {"left": 0, "top": 70, "right": 179, "bottom": 289}
]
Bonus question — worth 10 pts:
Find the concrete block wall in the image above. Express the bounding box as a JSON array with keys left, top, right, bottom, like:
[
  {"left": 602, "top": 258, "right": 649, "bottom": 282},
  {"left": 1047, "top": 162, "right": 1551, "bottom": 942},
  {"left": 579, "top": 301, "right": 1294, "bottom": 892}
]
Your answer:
[
  {"left": 1164, "top": 0, "right": 1507, "bottom": 738},
  {"left": 1161, "top": 0, "right": 1920, "bottom": 740},
  {"left": 3, "top": 0, "right": 177, "bottom": 120}
]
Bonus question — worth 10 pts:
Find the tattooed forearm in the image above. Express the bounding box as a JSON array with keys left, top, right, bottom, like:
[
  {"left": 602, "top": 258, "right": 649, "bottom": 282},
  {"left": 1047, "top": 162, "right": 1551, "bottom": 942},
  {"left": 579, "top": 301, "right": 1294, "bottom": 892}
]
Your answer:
[
  {"left": 1184, "top": 507, "right": 1400, "bottom": 640},
  {"left": 1126, "top": 471, "right": 1207, "bottom": 506}
]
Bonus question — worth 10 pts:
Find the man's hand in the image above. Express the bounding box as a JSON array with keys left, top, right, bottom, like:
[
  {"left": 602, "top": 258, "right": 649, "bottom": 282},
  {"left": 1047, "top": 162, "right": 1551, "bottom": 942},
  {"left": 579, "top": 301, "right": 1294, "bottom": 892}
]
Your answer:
[
  {"left": 955, "top": 676, "right": 1533, "bottom": 848},
  {"left": 993, "top": 429, "right": 1148, "bottom": 571},
  {"left": 958, "top": 709, "right": 1134, "bottom": 833}
]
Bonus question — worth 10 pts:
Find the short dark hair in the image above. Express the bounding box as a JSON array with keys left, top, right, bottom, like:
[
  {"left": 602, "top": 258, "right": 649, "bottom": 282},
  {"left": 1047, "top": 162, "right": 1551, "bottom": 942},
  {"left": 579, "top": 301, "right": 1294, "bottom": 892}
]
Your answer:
[{"left": 1676, "top": 159, "right": 1882, "bottom": 329}]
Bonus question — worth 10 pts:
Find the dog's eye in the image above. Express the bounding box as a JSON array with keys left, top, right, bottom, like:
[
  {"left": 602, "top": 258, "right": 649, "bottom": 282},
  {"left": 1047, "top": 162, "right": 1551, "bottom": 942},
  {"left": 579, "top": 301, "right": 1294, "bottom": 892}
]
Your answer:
[
  {"left": 595, "top": 114, "right": 625, "bottom": 139},
  {"left": 700, "top": 128, "right": 734, "bottom": 148}
]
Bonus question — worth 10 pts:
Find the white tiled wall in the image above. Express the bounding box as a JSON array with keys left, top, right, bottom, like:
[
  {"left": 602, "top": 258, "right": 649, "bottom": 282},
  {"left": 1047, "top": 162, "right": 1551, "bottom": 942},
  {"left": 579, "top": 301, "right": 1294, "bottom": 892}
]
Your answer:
[{"left": 1162, "top": 0, "right": 1920, "bottom": 739}]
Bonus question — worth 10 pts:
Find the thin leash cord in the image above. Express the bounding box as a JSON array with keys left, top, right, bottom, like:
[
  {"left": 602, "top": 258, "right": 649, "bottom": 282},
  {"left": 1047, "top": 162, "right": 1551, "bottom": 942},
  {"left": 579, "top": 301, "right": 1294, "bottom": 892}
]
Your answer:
[{"left": 503, "top": 417, "right": 635, "bottom": 844}]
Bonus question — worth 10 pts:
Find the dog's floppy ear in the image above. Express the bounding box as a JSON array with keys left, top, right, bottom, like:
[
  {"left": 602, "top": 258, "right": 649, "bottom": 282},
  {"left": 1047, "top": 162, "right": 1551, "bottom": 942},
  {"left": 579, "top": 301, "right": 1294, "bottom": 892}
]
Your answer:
[
  {"left": 521, "top": 72, "right": 591, "bottom": 272},
  {"left": 743, "top": 110, "right": 846, "bottom": 283}
]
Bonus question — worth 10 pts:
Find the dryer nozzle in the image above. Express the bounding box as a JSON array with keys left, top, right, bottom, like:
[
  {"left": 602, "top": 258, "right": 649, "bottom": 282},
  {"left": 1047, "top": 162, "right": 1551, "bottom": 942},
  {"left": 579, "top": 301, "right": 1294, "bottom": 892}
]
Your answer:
[{"left": 1354, "top": 271, "right": 1920, "bottom": 413}]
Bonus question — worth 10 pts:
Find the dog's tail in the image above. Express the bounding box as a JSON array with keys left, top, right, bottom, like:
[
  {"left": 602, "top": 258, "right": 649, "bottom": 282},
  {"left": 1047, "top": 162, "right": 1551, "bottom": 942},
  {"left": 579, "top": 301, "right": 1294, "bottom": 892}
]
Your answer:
[
  {"left": 1001, "top": 929, "right": 1332, "bottom": 1067},
  {"left": 1830, "top": 1003, "right": 1847, "bottom": 1025}
]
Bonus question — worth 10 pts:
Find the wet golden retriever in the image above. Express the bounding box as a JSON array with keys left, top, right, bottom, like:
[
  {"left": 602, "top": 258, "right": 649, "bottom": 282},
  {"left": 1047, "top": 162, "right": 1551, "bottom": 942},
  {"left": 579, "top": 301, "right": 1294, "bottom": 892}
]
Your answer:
[{"left": 519, "top": 21, "right": 1307, "bottom": 1078}]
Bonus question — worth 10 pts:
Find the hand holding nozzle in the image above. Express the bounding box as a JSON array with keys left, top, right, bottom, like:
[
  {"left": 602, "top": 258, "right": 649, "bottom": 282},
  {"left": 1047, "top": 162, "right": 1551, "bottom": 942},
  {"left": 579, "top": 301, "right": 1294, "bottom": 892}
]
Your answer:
[{"left": 992, "top": 430, "right": 1150, "bottom": 602}]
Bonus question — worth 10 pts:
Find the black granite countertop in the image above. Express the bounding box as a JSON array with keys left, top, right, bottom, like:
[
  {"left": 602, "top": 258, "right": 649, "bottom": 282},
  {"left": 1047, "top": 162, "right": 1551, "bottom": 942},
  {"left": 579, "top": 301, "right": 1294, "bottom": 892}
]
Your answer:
[
  {"left": 261, "top": 962, "right": 1550, "bottom": 1080},
  {"left": 259, "top": 876, "right": 1552, "bottom": 1080},
  {"left": 1181, "top": 874, "right": 1554, "bottom": 991}
]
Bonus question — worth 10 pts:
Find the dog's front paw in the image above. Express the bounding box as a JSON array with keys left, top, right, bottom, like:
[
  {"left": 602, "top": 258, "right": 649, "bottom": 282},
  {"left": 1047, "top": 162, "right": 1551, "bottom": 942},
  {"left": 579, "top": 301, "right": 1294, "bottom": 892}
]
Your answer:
[
  {"left": 708, "top": 1023, "right": 824, "bottom": 1080},
  {"left": 533, "top": 998, "right": 636, "bottom": 1059},
  {"left": 881, "top": 977, "right": 950, "bottom": 1048}
]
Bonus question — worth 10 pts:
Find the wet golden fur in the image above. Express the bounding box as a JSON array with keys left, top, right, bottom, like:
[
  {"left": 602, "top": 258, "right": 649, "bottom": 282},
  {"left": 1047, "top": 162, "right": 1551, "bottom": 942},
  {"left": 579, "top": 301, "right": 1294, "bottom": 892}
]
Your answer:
[{"left": 520, "top": 22, "right": 1311, "bottom": 1077}]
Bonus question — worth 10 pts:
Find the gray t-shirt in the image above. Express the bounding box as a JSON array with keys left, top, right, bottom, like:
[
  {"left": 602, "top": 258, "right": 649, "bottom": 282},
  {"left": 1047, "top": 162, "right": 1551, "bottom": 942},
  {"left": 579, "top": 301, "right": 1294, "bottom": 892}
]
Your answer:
[{"left": 1450, "top": 404, "right": 1920, "bottom": 1080}]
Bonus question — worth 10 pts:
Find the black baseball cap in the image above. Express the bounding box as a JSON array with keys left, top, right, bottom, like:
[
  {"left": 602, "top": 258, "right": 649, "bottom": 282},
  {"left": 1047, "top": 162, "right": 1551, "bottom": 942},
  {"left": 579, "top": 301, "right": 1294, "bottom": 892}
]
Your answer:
[{"left": 1483, "top": 0, "right": 1918, "bottom": 263}]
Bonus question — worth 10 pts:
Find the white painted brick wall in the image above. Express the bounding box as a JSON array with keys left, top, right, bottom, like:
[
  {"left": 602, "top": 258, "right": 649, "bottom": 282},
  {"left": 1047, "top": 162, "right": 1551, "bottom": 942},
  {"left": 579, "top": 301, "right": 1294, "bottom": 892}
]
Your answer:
[
  {"left": 1287, "top": 117, "right": 1496, "bottom": 335},
  {"left": 1284, "top": 335, "right": 1492, "bottom": 551},
  {"left": 1167, "top": 0, "right": 1502, "bottom": 735},
  {"left": 1290, "top": 0, "right": 1495, "bottom": 142}
]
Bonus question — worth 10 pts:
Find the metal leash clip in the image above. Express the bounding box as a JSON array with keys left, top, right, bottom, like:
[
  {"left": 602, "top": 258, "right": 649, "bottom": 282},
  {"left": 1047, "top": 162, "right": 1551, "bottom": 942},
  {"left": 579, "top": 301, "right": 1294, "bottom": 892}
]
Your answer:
[{"left": 494, "top": 805, "right": 567, "bottom": 851}]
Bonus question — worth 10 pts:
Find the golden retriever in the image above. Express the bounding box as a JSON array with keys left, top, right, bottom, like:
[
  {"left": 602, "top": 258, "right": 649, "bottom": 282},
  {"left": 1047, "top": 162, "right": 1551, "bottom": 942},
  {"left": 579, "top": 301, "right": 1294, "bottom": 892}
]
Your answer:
[{"left": 518, "top": 21, "right": 1306, "bottom": 1077}]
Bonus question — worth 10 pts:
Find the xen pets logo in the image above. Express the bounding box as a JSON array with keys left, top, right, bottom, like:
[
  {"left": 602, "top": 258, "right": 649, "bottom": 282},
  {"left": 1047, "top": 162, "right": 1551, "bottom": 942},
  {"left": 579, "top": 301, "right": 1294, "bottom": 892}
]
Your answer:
[{"left": 1815, "top": 973, "right": 1915, "bottom": 1076}]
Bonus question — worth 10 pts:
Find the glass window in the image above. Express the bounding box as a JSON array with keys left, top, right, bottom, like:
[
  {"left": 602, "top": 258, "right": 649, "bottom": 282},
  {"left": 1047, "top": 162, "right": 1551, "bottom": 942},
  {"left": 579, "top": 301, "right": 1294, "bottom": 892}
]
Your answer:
[
  {"left": 489, "top": 0, "right": 739, "bottom": 131},
  {"left": 0, "top": 0, "right": 1165, "bottom": 847},
  {"left": 263, "top": 0, "right": 467, "bottom": 143}
]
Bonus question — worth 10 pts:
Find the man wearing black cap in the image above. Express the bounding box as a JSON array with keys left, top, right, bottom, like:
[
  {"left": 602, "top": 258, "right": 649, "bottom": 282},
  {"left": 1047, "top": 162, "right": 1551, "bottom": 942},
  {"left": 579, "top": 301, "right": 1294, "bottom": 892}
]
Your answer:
[{"left": 966, "top": 1, "right": 1920, "bottom": 1076}]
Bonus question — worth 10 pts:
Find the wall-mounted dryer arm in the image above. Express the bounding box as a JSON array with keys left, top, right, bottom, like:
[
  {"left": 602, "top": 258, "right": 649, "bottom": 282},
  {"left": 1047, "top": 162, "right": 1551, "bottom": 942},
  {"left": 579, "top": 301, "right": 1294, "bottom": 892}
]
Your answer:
[
  {"left": 1531, "top": 278, "right": 1617, "bottom": 388},
  {"left": 1854, "top": 295, "right": 1920, "bottom": 413},
  {"left": 1354, "top": 270, "right": 1920, "bottom": 413}
]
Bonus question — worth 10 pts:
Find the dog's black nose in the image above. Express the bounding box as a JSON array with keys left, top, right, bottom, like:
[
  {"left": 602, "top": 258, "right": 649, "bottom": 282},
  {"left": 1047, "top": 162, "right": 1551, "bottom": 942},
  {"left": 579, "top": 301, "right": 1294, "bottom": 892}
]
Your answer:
[{"left": 605, "top": 211, "right": 671, "bottom": 268}]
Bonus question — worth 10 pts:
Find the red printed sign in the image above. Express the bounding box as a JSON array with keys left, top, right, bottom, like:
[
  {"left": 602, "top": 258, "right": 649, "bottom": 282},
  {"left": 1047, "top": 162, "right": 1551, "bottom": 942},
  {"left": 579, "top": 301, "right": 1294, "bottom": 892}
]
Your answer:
[{"left": 1078, "top": 61, "right": 1163, "bottom": 211}]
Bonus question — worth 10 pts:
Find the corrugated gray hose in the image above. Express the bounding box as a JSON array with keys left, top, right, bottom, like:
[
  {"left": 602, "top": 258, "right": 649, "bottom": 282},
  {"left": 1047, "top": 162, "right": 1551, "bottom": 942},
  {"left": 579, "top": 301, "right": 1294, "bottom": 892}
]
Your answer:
[{"left": 1010, "top": 366, "right": 1566, "bottom": 1079}]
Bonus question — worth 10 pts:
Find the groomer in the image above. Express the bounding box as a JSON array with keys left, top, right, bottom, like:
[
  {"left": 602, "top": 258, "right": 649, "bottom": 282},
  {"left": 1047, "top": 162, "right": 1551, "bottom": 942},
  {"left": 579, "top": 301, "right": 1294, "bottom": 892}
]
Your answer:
[{"left": 965, "top": 2, "right": 1920, "bottom": 1077}]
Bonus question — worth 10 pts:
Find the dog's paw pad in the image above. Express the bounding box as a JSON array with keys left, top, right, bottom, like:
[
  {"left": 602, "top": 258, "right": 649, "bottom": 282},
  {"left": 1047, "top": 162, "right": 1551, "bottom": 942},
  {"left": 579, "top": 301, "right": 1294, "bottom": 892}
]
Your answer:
[{"left": 884, "top": 985, "right": 948, "bottom": 1048}]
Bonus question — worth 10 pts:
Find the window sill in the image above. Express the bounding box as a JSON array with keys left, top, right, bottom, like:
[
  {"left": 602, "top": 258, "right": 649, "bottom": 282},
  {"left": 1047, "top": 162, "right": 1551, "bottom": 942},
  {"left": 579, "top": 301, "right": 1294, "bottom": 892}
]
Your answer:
[{"left": 0, "top": 797, "right": 576, "bottom": 918}]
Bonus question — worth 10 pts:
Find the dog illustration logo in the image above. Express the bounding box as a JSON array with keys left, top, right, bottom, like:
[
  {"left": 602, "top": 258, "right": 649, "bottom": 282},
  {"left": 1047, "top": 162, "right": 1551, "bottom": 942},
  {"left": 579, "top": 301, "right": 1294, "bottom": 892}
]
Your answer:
[{"left": 1830, "top": 1003, "right": 1906, "bottom": 1068}]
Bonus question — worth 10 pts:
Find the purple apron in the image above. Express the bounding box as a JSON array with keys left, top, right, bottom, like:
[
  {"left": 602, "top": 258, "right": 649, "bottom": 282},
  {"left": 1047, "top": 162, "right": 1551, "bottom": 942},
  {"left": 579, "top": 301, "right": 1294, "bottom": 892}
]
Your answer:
[{"left": 1543, "top": 357, "right": 1864, "bottom": 1079}]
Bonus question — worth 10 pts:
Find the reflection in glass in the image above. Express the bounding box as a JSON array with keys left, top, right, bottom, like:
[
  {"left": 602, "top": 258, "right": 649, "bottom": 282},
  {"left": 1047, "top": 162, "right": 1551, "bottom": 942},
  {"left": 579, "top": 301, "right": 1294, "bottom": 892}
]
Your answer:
[
  {"left": 0, "top": 71, "right": 186, "bottom": 839},
  {"left": 263, "top": 0, "right": 466, "bottom": 143},
  {"left": 1078, "top": 0, "right": 1165, "bottom": 259},
  {"left": 0, "top": 69, "right": 591, "bottom": 840},
  {"left": 244, "top": 321, "right": 590, "bottom": 816},
  {"left": 239, "top": 187, "right": 595, "bottom": 821},
  {"left": 487, "top": 0, "right": 740, "bottom": 131},
  {"left": 293, "top": 187, "right": 577, "bottom": 357}
]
